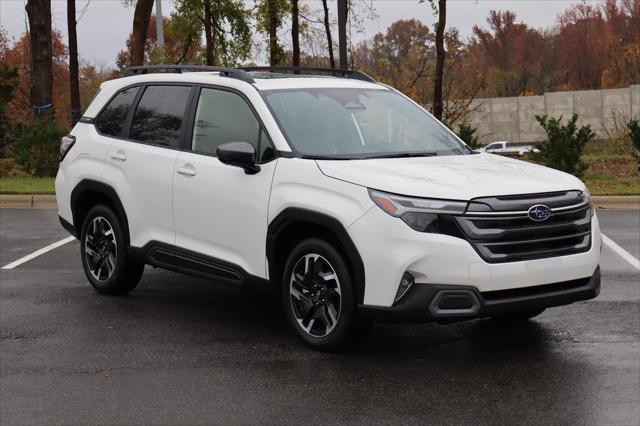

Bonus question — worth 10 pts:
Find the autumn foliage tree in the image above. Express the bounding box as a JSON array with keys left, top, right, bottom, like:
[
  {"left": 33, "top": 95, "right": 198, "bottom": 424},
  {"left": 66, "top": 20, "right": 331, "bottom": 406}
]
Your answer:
[
  {"left": 354, "top": 19, "right": 433, "bottom": 103},
  {"left": 470, "top": 1, "right": 640, "bottom": 97}
]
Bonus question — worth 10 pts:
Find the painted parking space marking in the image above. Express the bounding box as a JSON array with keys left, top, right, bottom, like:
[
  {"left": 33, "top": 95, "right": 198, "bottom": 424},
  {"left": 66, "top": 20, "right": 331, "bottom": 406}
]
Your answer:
[
  {"left": 1, "top": 233, "right": 638, "bottom": 272},
  {"left": 1, "top": 236, "right": 76, "bottom": 270},
  {"left": 602, "top": 234, "right": 640, "bottom": 270}
]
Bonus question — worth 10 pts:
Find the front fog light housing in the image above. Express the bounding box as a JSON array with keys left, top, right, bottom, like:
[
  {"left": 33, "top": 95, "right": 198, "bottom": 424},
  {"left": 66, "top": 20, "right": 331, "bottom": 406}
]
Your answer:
[{"left": 394, "top": 272, "right": 414, "bottom": 303}]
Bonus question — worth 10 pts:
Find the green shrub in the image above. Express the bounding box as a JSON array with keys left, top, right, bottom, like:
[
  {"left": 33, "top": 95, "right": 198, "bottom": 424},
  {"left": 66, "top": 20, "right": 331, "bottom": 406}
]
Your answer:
[
  {"left": 0, "top": 63, "right": 19, "bottom": 155},
  {"left": 0, "top": 158, "right": 28, "bottom": 177},
  {"left": 456, "top": 123, "right": 482, "bottom": 149},
  {"left": 533, "top": 114, "right": 595, "bottom": 178},
  {"left": 12, "top": 117, "right": 64, "bottom": 177}
]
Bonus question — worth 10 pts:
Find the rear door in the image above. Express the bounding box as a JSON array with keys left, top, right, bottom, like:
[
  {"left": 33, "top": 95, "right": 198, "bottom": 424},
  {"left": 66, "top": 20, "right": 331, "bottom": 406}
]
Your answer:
[
  {"left": 104, "top": 84, "right": 193, "bottom": 249},
  {"left": 172, "top": 86, "right": 278, "bottom": 280}
]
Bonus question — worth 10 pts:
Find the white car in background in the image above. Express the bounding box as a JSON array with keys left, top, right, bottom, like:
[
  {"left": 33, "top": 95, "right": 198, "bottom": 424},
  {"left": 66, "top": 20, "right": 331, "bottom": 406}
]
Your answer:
[{"left": 480, "top": 141, "right": 539, "bottom": 155}]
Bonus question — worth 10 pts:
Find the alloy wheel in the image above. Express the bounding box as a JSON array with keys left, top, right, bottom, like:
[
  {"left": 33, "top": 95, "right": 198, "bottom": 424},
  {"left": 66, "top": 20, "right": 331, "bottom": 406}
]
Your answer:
[
  {"left": 84, "top": 216, "right": 117, "bottom": 282},
  {"left": 289, "top": 254, "right": 342, "bottom": 337}
]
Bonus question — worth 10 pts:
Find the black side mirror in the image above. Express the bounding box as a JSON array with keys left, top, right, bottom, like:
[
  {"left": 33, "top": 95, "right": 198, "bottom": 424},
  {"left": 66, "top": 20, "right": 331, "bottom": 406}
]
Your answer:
[{"left": 216, "top": 141, "right": 260, "bottom": 175}]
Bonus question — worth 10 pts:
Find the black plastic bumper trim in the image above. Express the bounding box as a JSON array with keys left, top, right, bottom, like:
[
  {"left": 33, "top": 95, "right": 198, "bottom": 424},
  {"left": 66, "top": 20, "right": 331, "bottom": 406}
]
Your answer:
[
  {"left": 58, "top": 215, "right": 78, "bottom": 238},
  {"left": 358, "top": 266, "right": 600, "bottom": 323}
]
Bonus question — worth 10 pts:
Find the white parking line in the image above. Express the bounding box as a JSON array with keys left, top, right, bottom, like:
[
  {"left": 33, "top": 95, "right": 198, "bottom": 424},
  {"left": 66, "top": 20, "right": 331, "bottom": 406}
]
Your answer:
[
  {"left": 602, "top": 234, "right": 640, "bottom": 270},
  {"left": 1, "top": 233, "right": 638, "bottom": 273},
  {"left": 1, "top": 236, "right": 76, "bottom": 270}
]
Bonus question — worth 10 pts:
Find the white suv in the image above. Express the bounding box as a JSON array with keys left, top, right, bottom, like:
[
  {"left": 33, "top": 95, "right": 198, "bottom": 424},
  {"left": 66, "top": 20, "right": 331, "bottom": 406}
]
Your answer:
[{"left": 56, "top": 66, "right": 601, "bottom": 350}]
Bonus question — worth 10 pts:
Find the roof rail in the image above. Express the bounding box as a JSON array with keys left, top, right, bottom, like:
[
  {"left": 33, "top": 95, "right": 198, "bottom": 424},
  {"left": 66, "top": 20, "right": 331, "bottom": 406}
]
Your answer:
[
  {"left": 240, "top": 66, "right": 376, "bottom": 83},
  {"left": 122, "top": 65, "right": 255, "bottom": 84}
]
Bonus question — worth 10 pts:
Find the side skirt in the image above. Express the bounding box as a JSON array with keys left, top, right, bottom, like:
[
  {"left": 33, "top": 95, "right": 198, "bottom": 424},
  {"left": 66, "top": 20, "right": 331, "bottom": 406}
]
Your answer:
[{"left": 129, "top": 242, "right": 267, "bottom": 286}]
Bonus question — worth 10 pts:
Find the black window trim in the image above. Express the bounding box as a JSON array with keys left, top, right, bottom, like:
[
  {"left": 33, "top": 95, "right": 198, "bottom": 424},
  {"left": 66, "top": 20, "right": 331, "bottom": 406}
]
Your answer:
[
  {"left": 125, "top": 82, "right": 197, "bottom": 152},
  {"left": 93, "top": 84, "right": 142, "bottom": 140},
  {"left": 92, "top": 82, "right": 196, "bottom": 152},
  {"left": 185, "top": 83, "right": 278, "bottom": 165},
  {"left": 92, "top": 81, "right": 278, "bottom": 161}
]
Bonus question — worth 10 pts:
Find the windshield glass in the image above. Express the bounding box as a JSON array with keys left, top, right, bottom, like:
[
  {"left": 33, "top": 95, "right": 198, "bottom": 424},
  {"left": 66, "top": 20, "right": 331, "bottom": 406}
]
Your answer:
[{"left": 262, "top": 88, "right": 467, "bottom": 159}]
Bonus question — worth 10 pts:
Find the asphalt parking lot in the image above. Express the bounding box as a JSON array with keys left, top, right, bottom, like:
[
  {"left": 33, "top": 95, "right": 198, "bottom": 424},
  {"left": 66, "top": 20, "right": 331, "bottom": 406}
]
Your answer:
[{"left": 1, "top": 208, "right": 639, "bottom": 425}]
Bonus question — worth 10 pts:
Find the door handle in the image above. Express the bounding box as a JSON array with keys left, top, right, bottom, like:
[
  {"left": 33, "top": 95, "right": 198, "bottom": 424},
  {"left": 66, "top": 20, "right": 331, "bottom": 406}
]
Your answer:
[
  {"left": 110, "top": 151, "right": 127, "bottom": 162},
  {"left": 177, "top": 164, "right": 197, "bottom": 177}
]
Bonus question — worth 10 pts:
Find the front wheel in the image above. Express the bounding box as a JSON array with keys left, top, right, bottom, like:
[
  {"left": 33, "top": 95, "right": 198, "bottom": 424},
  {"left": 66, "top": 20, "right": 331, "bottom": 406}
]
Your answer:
[{"left": 281, "top": 239, "right": 357, "bottom": 350}]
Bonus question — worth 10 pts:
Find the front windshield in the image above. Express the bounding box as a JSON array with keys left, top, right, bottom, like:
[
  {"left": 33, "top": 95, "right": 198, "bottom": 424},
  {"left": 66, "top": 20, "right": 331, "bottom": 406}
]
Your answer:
[{"left": 262, "top": 88, "right": 468, "bottom": 159}]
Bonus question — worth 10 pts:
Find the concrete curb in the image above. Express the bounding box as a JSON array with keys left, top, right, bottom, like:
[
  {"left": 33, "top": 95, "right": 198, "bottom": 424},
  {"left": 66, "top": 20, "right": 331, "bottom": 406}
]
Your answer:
[
  {"left": 1, "top": 194, "right": 639, "bottom": 210},
  {"left": 592, "top": 195, "right": 640, "bottom": 210},
  {"left": 0, "top": 195, "right": 57, "bottom": 209}
]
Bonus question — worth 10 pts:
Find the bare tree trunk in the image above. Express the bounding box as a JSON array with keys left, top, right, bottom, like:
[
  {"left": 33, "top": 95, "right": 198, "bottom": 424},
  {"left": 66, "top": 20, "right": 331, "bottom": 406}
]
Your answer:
[
  {"left": 337, "top": 0, "right": 348, "bottom": 68},
  {"left": 67, "top": 0, "right": 80, "bottom": 125},
  {"left": 25, "top": 0, "right": 53, "bottom": 119},
  {"left": 321, "top": 0, "right": 335, "bottom": 68},
  {"left": 267, "top": 0, "right": 280, "bottom": 66},
  {"left": 130, "top": 0, "right": 154, "bottom": 66},
  {"left": 203, "top": 0, "right": 214, "bottom": 65},
  {"left": 433, "top": 0, "right": 446, "bottom": 121},
  {"left": 291, "top": 0, "right": 300, "bottom": 66}
]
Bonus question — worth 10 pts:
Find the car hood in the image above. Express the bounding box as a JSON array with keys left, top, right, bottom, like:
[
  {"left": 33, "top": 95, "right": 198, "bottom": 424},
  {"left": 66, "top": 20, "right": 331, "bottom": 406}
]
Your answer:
[{"left": 316, "top": 153, "right": 585, "bottom": 200}]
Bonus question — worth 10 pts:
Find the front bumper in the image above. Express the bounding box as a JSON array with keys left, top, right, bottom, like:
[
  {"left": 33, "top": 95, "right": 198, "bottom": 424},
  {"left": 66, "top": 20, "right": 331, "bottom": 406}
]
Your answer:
[
  {"left": 348, "top": 205, "right": 602, "bottom": 307},
  {"left": 359, "top": 266, "right": 600, "bottom": 322}
]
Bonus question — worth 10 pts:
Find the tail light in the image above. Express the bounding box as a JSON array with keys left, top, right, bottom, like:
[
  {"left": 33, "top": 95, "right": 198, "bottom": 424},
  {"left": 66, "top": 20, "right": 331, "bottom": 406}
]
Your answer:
[{"left": 60, "top": 135, "right": 76, "bottom": 161}]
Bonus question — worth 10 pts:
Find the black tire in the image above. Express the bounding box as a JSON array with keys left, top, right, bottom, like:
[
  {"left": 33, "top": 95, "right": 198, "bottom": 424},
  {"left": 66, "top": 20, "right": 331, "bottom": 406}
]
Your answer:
[
  {"left": 491, "top": 308, "right": 545, "bottom": 322},
  {"left": 281, "top": 239, "right": 357, "bottom": 350},
  {"left": 80, "top": 205, "right": 144, "bottom": 295}
]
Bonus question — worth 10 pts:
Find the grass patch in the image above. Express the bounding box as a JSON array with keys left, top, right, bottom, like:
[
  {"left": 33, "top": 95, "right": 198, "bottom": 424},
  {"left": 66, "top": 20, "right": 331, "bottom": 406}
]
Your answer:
[
  {"left": 0, "top": 177, "right": 55, "bottom": 195},
  {"left": 584, "top": 173, "right": 640, "bottom": 196}
]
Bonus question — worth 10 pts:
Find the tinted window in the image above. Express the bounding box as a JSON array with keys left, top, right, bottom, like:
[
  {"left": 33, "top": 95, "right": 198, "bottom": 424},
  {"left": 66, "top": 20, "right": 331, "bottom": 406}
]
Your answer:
[
  {"left": 95, "top": 87, "right": 138, "bottom": 137},
  {"left": 130, "top": 85, "right": 191, "bottom": 147},
  {"left": 192, "top": 88, "right": 267, "bottom": 158},
  {"left": 258, "top": 128, "right": 276, "bottom": 162}
]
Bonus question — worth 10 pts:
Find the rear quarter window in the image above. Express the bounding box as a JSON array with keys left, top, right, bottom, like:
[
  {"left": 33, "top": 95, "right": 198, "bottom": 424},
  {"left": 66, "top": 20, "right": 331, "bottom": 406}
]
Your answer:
[{"left": 95, "top": 87, "right": 139, "bottom": 137}]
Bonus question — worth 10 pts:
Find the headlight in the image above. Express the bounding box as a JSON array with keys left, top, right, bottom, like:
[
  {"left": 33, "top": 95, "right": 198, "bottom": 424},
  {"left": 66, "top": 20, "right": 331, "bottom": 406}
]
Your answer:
[{"left": 368, "top": 189, "right": 467, "bottom": 232}]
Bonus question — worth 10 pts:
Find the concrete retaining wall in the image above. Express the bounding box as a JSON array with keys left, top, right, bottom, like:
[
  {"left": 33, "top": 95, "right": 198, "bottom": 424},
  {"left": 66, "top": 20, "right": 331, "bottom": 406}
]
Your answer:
[{"left": 467, "top": 85, "right": 640, "bottom": 144}]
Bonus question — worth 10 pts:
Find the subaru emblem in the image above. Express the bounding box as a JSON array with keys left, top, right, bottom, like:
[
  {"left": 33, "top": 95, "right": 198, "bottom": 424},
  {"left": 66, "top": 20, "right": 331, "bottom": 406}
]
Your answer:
[{"left": 528, "top": 204, "right": 552, "bottom": 222}]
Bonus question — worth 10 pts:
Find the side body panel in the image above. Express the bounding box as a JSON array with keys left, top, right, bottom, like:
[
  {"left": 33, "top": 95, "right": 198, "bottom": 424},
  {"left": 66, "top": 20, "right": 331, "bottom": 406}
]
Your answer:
[
  {"left": 172, "top": 154, "right": 277, "bottom": 278},
  {"left": 103, "top": 139, "right": 179, "bottom": 247},
  {"left": 56, "top": 124, "right": 113, "bottom": 225},
  {"left": 267, "top": 159, "right": 374, "bottom": 230}
]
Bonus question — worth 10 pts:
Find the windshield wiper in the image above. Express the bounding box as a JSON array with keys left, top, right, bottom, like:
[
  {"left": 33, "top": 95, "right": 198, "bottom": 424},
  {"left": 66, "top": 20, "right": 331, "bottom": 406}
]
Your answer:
[
  {"left": 301, "top": 154, "right": 351, "bottom": 160},
  {"left": 359, "top": 152, "right": 439, "bottom": 159}
]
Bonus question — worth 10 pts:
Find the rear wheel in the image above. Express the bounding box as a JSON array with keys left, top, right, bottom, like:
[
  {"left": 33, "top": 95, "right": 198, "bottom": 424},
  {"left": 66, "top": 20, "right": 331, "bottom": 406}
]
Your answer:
[
  {"left": 281, "top": 239, "right": 357, "bottom": 350},
  {"left": 80, "top": 205, "right": 144, "bottom": 295}
]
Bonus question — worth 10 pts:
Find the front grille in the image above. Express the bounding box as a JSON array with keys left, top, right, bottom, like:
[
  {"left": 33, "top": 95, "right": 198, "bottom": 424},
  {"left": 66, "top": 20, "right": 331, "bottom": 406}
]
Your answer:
[{"left": 455, "top": 191, "right": 592, "bottom": 263}]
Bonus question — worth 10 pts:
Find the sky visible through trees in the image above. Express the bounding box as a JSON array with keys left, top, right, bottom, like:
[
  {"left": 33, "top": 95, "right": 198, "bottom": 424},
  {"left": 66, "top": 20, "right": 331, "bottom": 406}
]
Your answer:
[{"left": 0, "top": 0, "right": 638, "bottom": 129}]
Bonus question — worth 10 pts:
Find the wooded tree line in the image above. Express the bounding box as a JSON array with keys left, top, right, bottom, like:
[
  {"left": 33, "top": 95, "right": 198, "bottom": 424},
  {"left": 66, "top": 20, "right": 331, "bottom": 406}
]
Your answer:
[{"left": 1, "top": 0, "right": 638, "bottom": 139}]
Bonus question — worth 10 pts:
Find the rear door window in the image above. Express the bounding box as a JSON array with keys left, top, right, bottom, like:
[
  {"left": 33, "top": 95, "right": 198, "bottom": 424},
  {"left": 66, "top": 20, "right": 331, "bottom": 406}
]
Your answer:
[
  {"left": 130, "top": 85, "right": 192, "bottom": 148},
  {"left": 95, "top": 87, "right": 139, "bottom": 137}
]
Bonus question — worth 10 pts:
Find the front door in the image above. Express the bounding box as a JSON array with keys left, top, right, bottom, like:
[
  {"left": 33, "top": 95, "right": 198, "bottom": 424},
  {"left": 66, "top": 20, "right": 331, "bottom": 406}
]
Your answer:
[{"left": 172, "top": 86, "right": 278, "bottom": 280}]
